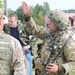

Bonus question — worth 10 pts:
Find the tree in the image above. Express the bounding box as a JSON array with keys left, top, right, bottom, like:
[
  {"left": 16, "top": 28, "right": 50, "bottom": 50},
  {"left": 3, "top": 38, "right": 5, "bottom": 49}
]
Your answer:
[
  {"left": 14, "top": 2, "right": 50, "bottom": 25},
  {"left": 0, "top": 0, "right": 4, "bottom": 8},
  {"left": 32, "top": 4, "right": 44, "bottom": 25},
  {"left": 8, "top": 8, "right": 14, "bottom": 17},
  {"left": 43, "top": 2, "right": 50, "bottom": 15},
  {"left": 32, "top": 2, "right": 50, "bottom": 26},
  {"left": 15, "top": 6, "right": 24, "bottom": 23},
  {"left": 32, "top": 4, "right": 43, "bottom": 18}
]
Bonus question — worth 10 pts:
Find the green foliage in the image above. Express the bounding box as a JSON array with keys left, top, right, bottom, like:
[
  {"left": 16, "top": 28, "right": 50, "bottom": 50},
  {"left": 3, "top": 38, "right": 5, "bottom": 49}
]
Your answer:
[
  {"left": 32, "top": 4, "right": 43, "bottom": 17},
  {"left": 33, "top": 10, "right": 45, "bottom": 26},
  {"left": 69, "top": 71, "right": 75, "bottom": 75},
  {"left": 8, "top": 8, "right": 14, "bottom": 16},
  {"left": 0, "top": 0, "right": 4, "bottom": 8},
  {"left": 15, "top": 6, "right": 24, "bottom": 23},
  {"left": 31, "top": 2, "right": 50, "bottom": 26},
  {"left": 7, "top": 1, "right": 75, "bottom": 26},
  {"left": 8, "top": 2, "right": 51, "bottom": 26},
  {"left": 7, "top": 2, "right": 50, "bottom": 25},
  {"left": 43, "top": 2, "right": 50, "bottom": 15}
]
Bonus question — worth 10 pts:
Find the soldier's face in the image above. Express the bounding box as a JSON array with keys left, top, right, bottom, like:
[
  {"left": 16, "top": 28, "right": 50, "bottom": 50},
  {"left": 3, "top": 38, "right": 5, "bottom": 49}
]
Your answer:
[
  {"left": 47, "top": 19, "right": 58, "bottom": 32},
  {"left": 8, "top": 16, "right": 18, "bottom": 28}
]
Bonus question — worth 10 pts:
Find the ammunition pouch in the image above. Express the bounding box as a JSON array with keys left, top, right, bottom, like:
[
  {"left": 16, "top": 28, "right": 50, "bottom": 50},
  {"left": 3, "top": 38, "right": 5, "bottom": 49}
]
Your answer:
[
  {"left": 40, "top": 50, "right": 51, "bottom": 65},
  {"left": 35, "top": 50, "right": 51, "bottom": 71},
  {"left": 35, "top": 58, "right": 44, "bottom": 71}
]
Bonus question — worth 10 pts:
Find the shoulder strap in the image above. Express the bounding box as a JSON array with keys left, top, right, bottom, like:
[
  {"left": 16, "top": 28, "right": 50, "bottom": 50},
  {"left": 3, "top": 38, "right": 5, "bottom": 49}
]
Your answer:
[{"left": 51, "top": 28, "right": 75, "bottom": 63}]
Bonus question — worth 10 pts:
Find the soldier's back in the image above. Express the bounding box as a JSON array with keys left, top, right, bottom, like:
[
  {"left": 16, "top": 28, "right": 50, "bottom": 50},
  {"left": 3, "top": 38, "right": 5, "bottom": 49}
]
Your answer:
[{"left": 0, "top": 33, "right": 14, "bottom": 75}]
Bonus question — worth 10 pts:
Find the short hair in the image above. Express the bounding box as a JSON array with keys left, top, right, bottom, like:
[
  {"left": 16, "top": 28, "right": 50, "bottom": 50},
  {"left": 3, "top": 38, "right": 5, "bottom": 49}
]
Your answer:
[{"left": 9, "top": 13, "right": 18, "bottom": 20}]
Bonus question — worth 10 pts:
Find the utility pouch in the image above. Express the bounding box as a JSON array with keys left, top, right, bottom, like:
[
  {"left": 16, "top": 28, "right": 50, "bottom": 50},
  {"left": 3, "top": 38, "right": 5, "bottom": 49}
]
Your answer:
[
  {"left": 35, "top": 58, "right": 44, "bottom": 71},
  {"left": 40, "top": 50, "right": 51, "bottom": 65}
]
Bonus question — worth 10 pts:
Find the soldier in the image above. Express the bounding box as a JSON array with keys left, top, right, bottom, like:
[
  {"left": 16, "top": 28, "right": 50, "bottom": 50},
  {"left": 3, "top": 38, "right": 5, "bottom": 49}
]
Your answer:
[
  {"left": 0, "top": 8, "right": 28, "bottom": 75},
  {"left": 3, "top": 13, "right": 34, "bottom": 75},
  {"left": 22, "top": 1, "right": 75, "bottom": 75}
]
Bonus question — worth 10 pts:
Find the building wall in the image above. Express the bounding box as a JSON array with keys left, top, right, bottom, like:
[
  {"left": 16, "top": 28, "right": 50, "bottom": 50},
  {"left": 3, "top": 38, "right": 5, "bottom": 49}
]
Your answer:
[{"left": 66, "top": 13, "right": 75, "bottom": 26}]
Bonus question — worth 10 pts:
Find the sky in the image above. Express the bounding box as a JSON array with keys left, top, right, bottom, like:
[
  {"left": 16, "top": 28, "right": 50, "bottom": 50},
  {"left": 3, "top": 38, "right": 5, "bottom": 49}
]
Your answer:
[{"left": 7, "top": 0, "right": 75, "bottom": 11}]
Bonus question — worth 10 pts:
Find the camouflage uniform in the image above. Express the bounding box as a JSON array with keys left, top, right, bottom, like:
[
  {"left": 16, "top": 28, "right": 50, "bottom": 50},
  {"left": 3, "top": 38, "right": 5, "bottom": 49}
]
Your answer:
[
  {"left": 3, "top": 21, "right": 35, "bottom": 56},
  {"left": 3, "top": 15, "right": 35, "bottom": 75},
  {"left": 0, "top": 32, "right": 28, "bottom": 75},
  {"left": 3, "top": 22, "right": 33, "bottom": 46},
  {"left": 0, "top": 8, "right": 28, "bottom": 75},
  {"left": 24, "top": 9, "right": 75, "bottom": 75}
]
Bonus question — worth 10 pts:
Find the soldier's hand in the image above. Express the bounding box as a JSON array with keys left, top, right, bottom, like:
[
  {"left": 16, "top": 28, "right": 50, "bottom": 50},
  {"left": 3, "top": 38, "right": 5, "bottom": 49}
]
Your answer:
[
  {"left": 22, "top": 1, "right": 32, "bottom": 16},
  {"left": 23, "top": 45, "right": 31, "bottom": 51},
  {"left": 46, "top": 63, "right": 58, "bottom": 73}
]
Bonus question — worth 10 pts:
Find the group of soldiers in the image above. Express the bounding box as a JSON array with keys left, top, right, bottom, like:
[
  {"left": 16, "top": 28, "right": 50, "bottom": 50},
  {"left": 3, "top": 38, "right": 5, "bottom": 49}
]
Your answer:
[{"left": 0, "top": 1, "right": 75, "bottom": 75}]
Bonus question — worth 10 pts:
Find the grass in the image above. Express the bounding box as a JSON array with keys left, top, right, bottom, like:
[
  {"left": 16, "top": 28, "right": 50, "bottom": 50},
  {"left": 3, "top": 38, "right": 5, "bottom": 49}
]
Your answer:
[{"left": 69, "top": 71, "right": 75, "bottom": 75}]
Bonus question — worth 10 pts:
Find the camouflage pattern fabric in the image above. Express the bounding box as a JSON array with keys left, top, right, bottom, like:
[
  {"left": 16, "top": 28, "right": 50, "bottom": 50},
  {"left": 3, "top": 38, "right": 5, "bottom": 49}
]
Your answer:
[
  {"left": 3, "top": 23, "right": 35, "bottom": 46},
  {"left": 25, "top": 9, "right": 75, "bottom": 75},
  {"left": 0, "top": 32, "right": 28, "bottom": 75}
]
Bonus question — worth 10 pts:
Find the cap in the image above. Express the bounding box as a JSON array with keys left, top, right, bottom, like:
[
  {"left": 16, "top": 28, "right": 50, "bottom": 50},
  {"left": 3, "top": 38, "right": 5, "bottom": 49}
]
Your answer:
[
  {"left": 0, "top": 8, "right": 4, "bottom": 18},
  {"left": 49, "top": 9, "right": 69, "bottom": 30}
]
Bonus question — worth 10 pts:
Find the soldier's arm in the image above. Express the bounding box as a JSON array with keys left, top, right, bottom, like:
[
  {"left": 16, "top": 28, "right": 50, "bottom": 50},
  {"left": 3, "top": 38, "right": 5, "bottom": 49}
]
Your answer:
[
  {"left": 25, "top": 16, "right": 46, "bottom": 40},
  {"left": 59, "top": 41, "right": 75, "bottom": 74},
  {"left": 11, "top": 37, "right": 28, "bottom": 75},
  {"left": 22, "top": 1, "right": 46, "bottom": 40}
]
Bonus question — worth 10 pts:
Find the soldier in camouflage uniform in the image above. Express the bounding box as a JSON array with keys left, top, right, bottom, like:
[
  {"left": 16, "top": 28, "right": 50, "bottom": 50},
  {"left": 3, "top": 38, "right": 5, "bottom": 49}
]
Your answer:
[
  {"left": 3, "top": 13, "right": 34, "bottom": 75},
  {"left": 22, "top": 1, "right": 75, "bottom": 75},
  {"left": 0, "top": 8, "right": 28, "bottom": 75}
]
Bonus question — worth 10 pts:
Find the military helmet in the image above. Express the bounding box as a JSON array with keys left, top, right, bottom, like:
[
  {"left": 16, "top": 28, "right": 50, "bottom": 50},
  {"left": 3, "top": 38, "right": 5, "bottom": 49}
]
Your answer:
[{"left": 49, "top": 9, "right": 69, "bottom": 30}]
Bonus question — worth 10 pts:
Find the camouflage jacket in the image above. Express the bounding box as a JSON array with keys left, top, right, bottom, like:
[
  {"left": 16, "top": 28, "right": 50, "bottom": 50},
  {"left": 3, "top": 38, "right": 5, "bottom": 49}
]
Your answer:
[
  {"left": 25, "top": 17, "right": 75, "bottom": 75},
  {"left": 0, "top": 32, "right": 28, "bottom": 75},
  {"left": 3, "top": 23, "right": 34, "bottom": 46}
]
